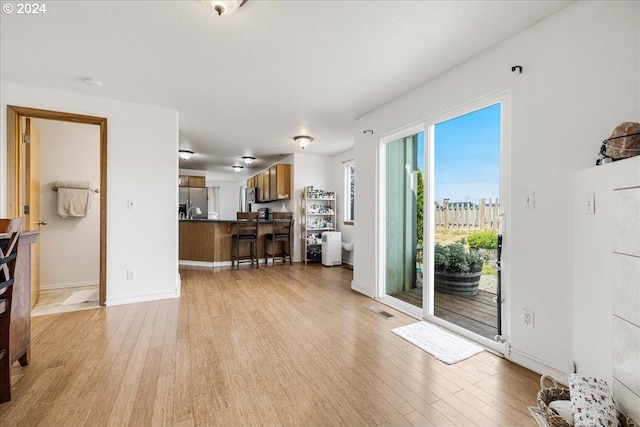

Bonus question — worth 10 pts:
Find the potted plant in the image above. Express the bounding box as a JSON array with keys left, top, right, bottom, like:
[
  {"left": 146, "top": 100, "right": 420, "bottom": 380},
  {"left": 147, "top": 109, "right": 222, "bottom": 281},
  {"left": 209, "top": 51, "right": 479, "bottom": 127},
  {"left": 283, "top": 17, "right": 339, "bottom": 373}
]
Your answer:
[
  {"left": 467, "top": 229, "right": 498, "bottom": 263},
  {"left": 433, "top": 241, "right": 484, "bottom": 296}
]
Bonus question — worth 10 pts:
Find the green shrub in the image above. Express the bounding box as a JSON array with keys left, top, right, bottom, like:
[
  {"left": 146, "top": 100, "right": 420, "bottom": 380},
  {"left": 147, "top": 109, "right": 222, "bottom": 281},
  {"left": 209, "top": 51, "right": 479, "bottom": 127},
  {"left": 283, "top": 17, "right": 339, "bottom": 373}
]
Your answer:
[
  {"left": 434, "top": 242, "right": 484, "bottom": 273},
  {"left": 467, "top": 229, "right": 498, "bottom": 250},
  {"left": 482, "top": 263, "right": 497, "bottom": 276}
]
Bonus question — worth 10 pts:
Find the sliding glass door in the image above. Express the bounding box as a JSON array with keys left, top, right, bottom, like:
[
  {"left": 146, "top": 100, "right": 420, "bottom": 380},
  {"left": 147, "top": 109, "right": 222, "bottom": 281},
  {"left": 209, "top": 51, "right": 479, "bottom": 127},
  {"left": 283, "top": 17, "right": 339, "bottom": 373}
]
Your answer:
[{"left": 380, "top": 94, "right": 509, "bottom": 353}]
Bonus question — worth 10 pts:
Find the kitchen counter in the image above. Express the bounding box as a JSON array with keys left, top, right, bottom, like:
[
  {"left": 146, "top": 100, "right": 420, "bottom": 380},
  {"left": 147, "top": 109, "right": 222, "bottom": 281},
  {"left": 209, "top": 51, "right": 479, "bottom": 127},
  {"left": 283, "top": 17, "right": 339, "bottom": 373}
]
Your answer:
[{"left": 179, "top": 218, "right": 291, "bottom": 264}]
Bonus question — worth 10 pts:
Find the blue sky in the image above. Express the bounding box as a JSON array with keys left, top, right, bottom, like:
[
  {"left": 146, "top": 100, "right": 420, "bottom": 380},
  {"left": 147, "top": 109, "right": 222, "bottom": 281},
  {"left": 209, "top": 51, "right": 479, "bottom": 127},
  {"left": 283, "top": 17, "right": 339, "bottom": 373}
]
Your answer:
[{"left": 417, "top": 103, "right": 500, "bottom": 203}]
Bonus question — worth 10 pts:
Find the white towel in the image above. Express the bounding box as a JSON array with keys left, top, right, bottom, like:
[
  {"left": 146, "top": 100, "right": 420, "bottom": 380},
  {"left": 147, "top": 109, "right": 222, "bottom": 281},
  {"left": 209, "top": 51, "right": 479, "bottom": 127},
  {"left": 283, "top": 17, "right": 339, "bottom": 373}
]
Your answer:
[{"left": 57, "top": 188, "right": 91, "bottom": 217}]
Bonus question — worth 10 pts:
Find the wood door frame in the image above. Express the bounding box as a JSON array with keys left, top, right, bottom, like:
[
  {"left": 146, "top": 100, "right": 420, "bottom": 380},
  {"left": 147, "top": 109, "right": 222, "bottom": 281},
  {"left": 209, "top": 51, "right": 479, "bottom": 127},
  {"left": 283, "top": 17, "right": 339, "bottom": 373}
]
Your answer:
[{"left": 6, "top": 105, "right": 108, "bottom": 305}]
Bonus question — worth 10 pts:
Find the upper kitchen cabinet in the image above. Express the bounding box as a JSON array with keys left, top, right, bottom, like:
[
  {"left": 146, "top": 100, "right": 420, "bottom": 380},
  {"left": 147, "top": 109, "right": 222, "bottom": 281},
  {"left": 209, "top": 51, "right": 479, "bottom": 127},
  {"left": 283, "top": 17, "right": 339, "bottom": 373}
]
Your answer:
[
  {"left": 249, "top": 163, "right": 291, "bottom": 202},
  {"left": 269, "top": 164, "right": 290, "bottom": 200},
  {"left": 247, "top": 176, "right": 256, "bottom": 190},
  {"left": 179, "top": 175, "right": 205, "bottom": 188},
  {"left": 260, "top": 170, "right": 270, "bottom": 201}
]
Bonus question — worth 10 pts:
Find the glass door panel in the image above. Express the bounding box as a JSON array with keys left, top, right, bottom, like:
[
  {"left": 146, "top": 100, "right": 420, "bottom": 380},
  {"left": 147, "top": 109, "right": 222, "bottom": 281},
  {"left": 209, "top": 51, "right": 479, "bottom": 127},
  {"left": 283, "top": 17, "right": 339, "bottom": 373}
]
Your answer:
[
  {"left": 431, "top": 103, "right": 501, "bottom": 340},
  {"left": 384, "top": 132, "right": 424, "bottom": 309}
]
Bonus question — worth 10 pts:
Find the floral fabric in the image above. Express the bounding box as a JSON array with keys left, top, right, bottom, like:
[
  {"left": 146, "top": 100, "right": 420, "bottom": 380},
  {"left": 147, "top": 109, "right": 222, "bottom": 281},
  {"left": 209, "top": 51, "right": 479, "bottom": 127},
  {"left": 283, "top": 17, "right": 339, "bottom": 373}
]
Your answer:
[{"left": 568, "top": 374, "right": 618, "bottom": 427}]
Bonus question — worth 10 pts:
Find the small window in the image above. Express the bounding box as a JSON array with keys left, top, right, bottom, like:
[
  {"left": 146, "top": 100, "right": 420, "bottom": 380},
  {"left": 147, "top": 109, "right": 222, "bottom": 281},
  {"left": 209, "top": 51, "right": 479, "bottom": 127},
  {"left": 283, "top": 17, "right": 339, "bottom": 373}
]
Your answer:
[{"left": 344, "top": 160, "right": 355, "bottom": 224}]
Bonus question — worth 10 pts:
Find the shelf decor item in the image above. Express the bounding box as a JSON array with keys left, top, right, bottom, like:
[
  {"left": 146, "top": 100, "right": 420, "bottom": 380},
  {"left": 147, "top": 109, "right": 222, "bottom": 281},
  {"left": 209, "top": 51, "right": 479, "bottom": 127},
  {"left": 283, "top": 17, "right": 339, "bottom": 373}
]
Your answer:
[{"left": 301, "top": 186, "right": 336, "bottom": 263}]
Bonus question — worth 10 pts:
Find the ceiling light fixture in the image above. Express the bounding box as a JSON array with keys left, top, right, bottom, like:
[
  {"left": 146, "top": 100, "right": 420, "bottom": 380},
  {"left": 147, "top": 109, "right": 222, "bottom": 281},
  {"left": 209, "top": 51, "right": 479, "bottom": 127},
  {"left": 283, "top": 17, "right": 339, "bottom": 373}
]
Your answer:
[
  {"left": 179, "top": 149, "right": 194, "bottom": 160},
  {"left": 83, "top": 78, "right": 103, "bottom": 88},
  {"left": 294, "top": 135, "right": 313, "bottom": 149},
  {"left": 242, "top": 156, "right": 256, "bottom": 165},
  {"left": 208, "top": 0, "right": 246, "bottom": 16},
  {"left": 232, "top": 165, "right": 244, "bottom": 172}
]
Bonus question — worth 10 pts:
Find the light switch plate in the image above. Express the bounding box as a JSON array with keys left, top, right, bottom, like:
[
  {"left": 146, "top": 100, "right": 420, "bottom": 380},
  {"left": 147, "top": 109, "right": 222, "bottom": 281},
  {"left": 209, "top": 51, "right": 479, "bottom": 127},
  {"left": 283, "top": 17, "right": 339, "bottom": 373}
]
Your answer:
[
  {"left": 585, "top": 192, "right": 595, "bottom": 215},
  {"left": 524, "top": 191, "right": 535, "bottom": 209}
]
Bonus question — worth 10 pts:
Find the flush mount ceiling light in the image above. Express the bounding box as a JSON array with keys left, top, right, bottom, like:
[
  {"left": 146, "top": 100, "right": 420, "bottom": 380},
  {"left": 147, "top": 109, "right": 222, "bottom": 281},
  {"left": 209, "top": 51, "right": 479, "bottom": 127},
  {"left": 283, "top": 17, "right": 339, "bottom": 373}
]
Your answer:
[
  {"left": 242, "top": 156, "right": 255, "bottom": 165},
  {"left": 179, "top": 149, "right": 194, "bottom": 160},
  {"left": 83, "top": 78, "right": 103, "bottom": 88},
  {"left": 232, "top": 165, "right": 244, "bottom": 172},
  {"left": 294, "top": 135, "right": 313, "bottom": 149},
  {"left": 207, "top": 0, "right": 246, "bottom": 16}
]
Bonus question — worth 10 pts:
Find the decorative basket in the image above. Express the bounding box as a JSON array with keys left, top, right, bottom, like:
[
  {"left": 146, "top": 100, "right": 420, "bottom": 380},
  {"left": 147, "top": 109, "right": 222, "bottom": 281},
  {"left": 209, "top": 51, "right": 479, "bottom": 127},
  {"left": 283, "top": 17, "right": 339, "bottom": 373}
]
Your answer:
[{"left": 535, "top": 375, "right": 637, "bottom": 427}]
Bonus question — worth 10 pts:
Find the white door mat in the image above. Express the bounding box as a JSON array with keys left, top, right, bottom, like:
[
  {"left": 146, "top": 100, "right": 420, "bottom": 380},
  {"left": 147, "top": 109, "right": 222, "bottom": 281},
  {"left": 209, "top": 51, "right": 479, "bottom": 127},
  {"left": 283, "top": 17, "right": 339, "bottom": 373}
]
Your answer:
[{"left": 391, "top": 321, "right": 484, "bottom": 364}]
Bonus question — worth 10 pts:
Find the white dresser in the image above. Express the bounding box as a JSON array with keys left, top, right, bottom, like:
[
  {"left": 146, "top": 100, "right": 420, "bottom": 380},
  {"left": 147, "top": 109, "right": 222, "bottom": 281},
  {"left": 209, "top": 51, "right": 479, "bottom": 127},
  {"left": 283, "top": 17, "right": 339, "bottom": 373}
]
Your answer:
[{"left": 612, "top": 185, "right": 640, "bottom": 423}]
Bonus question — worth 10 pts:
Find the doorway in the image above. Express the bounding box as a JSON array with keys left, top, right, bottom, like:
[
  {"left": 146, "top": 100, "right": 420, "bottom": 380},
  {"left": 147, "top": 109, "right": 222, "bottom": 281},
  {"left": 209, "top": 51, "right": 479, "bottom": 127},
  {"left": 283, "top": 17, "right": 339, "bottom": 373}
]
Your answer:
[
  {"left": 6, "top": 106, "right": 108, "bottom": 306},
  {"left": 379, "top": 93, "right": 509, "bottom": 353},
  {"left": 430, "top": 103, "right": 502, "bottom": 341}
]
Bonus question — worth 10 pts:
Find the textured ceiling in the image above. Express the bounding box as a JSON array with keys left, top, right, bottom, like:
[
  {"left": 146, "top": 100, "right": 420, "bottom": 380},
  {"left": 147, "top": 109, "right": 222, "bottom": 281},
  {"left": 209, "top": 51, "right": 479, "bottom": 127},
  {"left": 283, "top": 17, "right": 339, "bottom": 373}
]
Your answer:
[{"left": 1, "top": 0, "right": 572, "bottom": 180}]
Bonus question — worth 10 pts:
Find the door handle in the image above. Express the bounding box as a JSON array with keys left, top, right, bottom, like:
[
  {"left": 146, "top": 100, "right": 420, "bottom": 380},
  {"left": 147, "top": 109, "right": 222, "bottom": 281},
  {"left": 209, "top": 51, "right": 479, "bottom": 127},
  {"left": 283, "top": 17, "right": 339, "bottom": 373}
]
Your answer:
[{"left": 38, "top": 220, "right": 48, "bottom": 226}]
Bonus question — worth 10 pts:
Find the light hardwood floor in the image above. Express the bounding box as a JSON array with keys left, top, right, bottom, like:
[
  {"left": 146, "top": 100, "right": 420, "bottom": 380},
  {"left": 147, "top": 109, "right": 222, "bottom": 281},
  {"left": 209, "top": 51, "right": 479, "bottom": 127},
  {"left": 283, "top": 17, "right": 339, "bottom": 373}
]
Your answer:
[{"left": 0, "top": 264, "right": 540, "bottom": 426}]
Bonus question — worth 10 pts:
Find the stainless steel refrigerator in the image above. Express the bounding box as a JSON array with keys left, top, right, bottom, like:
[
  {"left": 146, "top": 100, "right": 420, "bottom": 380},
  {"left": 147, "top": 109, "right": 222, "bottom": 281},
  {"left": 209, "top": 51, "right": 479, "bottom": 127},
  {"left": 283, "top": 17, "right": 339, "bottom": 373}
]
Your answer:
[{"left": 179, "top": 187, "right": 207, "bottom": 219}]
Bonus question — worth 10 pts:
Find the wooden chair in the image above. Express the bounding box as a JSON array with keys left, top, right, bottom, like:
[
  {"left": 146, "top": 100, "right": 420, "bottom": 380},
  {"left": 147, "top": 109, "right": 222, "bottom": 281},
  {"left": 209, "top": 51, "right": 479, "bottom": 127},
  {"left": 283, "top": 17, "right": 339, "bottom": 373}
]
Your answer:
[
  {"left": 231, "top": 212, "right": 259, "bottom": 269},
  {"left": 0, "top": 218, "right": 21, "bottom": 404},
  {"left": 265, "top": 212, "right": 294, "bottom": 266}
]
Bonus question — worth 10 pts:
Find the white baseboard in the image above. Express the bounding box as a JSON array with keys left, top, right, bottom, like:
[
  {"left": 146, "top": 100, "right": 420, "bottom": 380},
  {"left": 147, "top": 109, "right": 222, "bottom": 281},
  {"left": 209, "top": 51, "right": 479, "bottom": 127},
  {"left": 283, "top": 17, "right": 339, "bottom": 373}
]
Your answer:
[
  {"left": 40, "top": 280, "right": 99, "bottom": 291},
  {"left": 179, "top": 260, "right": 215, "bottom": 267},
  {"left": 351, "top": 282, "right": 374, "bottom": 298},
  {"left": 105, "top": 290, "right": 179, "bottom": 307},
  {"left": 508, "top": 348, "right": 571, "bottom": 386}
]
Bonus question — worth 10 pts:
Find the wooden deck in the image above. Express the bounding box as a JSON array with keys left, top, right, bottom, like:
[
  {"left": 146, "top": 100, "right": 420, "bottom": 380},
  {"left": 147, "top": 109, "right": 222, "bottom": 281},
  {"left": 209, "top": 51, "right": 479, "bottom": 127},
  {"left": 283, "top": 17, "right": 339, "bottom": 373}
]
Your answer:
[{"left": 391, "top": 287, "right": 498, "bottom": 340}]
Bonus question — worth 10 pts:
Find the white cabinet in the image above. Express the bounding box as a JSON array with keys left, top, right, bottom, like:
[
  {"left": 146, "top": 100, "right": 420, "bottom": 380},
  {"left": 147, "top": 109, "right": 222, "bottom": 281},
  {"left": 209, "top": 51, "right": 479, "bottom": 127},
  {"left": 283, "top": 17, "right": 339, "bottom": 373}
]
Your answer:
[{"left": 301, "top": 186, "right": 336, "bottom": 263}]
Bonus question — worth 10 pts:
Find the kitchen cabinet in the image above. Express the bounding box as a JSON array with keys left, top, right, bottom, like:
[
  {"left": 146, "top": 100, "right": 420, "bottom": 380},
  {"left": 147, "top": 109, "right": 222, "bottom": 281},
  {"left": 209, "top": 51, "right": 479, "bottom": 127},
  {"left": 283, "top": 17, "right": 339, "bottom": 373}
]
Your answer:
[
  {"left": 251, "top": 164, "right": 291, "bottom": 202},
  {"left": 269, "top": 164, "right": 291, "bottom": 200},
  {"left": 260, "top": 170, "right": 270, "bottom": 201},
  {"left": 179, "top": 220, "right": 277, "bottom": 262},
  {"left": 246, "top": 176, "right": 256, "bottom": 190},
  {"left": 255, "top": 172, "right": 264, "bottom": 202},
  {"left": 301, "top": 186, "right": 336, "bottom": 263},
  {"left": 179, "top": 175, "right": 205, "bottom": 188}
]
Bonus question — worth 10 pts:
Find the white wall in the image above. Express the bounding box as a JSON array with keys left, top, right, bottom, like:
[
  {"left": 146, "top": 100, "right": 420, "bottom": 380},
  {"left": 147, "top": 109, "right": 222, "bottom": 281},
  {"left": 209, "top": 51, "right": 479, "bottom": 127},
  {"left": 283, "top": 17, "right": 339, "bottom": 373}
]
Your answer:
[
  {"left": 35, "top": 119, "right": 100, "bottom": 289},
  {"left": 354, "top": 1, "right": 639, "bottom": 377},
  {"left": 211, "top": 182, "right": 242, "bottom": 220},
  {"left": 291, "top": 153, "right": 333, "bottom": 262},
  {"left": 332, "top": 149, "right": 355, "bottom": 264},
  {"left": 1, "top": 81, "right": 180, "bottom": 306},
  {"left": 573, "top": 156, "right": 640, "bottom": 382}
]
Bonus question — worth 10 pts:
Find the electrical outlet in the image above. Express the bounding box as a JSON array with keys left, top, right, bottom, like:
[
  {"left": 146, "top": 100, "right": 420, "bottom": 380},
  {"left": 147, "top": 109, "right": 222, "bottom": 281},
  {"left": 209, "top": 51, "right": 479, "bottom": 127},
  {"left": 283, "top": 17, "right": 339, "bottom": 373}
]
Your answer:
[
  {"left": 521, "top": 309, "right": 534, "bottom": 328},
  {"left": 127, "top": 269, "right": 136, "bottom": 280}
]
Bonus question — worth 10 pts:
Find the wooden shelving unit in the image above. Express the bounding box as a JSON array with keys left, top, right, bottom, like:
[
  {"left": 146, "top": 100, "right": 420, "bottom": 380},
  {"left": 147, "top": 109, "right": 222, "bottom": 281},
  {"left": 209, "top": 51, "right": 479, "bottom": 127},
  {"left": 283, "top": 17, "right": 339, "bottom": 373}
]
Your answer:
[{"left": 301, "top": 186, "right": 336, "bottom": 263}]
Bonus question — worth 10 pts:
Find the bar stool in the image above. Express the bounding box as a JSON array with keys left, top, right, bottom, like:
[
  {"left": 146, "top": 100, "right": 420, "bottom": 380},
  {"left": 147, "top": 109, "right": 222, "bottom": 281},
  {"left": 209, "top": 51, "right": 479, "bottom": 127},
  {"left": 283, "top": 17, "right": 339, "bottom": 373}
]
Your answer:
[
  {"left": 231, "top": 212, "right": 259, "bottom": 269},
  {"left": 0, "top": 218, "right": 21, "bottom": 403},
  {"left": 265, "top": 212, "right": 293, "bottom": 266}
]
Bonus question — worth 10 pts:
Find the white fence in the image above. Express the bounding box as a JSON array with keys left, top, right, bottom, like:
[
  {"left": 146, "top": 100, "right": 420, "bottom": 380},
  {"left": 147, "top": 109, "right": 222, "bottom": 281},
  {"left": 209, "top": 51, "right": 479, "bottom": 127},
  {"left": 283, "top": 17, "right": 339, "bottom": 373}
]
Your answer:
[{"left": 434, "top": 198, "right": 501, "bottom": 230}]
